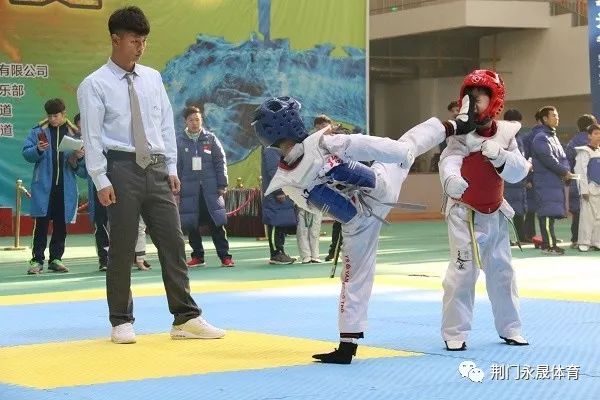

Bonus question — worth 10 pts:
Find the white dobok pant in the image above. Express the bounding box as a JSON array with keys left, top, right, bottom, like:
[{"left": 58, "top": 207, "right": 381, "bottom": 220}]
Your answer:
[
  {"left": 337, "top": 161, "right": 408, "bottom": 334},
  {"left": 441, "top": 204, "right": 522, "bottom": 342},
  {"left": 578, "top": 195, "right": 600, "bottom": 248},
  {"left": 296, "top": 209, "right": 322, "bottom": 262},
  {"left": 333, "top": 117, "right": 447, "bottom": 335}
]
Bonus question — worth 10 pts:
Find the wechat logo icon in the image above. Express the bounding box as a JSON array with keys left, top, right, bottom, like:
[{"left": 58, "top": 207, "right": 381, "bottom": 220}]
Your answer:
[{"left": 458, "top": 360, "right": 484, "bottom": 383}]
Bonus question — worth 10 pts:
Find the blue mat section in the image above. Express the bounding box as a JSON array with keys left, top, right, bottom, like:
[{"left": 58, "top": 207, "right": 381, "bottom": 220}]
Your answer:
[
  {"left": 1, "top": 287, "right": 599, "bottom": 400},
  {"left": 1, "top": 354, "right": 598, "bottom": 400}
]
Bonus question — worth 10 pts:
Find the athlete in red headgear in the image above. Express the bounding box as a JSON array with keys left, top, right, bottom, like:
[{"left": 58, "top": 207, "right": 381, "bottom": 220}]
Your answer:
[
  {"left": 439, "top": 69, "right": 531, "bottom": 351},
  {"left": 460, "top": 69, "right": 506, "bottom": 125}
]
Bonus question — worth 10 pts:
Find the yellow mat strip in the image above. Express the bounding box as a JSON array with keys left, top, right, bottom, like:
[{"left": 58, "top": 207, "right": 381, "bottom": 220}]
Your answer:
[
  {"left": 1, "top": 275, "right": 599, "bottom": 306},
  {"left": 0, "top": 331, "right": 416, "bottom": 389}
]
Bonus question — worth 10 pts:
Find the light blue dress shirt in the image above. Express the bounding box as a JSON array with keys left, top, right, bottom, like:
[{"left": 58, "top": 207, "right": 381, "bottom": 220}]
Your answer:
[{"left": 77, "top": 58, "right": 177, "bottom": 190}]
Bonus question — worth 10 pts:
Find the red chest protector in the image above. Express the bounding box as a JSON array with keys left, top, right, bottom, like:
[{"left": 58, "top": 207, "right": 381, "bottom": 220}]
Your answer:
[
  {"left": 460, "top": 152, "right": 503, "bottom": 214},
  {"left": 459, "top": 122, "right": 504, "bottom": 214}
]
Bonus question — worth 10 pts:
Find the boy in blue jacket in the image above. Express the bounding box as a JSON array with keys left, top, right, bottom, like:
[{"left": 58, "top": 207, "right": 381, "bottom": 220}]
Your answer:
[{"left": 22, "top": 98, "right": 86, "bottom": 274}]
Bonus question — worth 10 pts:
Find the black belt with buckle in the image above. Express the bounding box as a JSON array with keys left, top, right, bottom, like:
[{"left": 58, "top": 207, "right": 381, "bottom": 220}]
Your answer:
[{"left": 106, "top": 150, "right": 165, "bottom": 165}]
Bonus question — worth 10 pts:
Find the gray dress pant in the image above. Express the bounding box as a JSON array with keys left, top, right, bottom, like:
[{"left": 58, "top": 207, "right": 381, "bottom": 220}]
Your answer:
[{"left": 106, "top": 151, "right": 200, "bottom": 326}]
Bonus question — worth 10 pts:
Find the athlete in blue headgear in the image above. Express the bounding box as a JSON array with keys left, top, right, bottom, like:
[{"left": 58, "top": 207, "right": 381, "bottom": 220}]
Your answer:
[{"left": 252, "top": 95, "right": 475, "bottom": 364}]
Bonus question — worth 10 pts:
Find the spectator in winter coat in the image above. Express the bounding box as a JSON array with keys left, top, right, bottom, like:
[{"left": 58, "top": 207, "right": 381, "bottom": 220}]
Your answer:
[
  {"left": 531, "top": 106, "right": 575, "bottom": 255},
  {"left": 261, "top": 146, "right": 297, "bottom": 264},
  {"left": 177, "top": 106, "right": 234, "bottom": 268}
]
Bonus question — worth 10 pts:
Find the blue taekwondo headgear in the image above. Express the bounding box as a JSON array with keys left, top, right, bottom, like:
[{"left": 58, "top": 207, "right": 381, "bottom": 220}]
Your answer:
[{"left": 252, "top": 96, "right": 308, "bottom": 147}]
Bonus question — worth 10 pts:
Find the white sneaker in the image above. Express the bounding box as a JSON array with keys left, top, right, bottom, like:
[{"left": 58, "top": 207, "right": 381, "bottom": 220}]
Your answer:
[
  {"left": 170, "top": 316, "right": 226, "bottom": 339},
  {"left": 500, "top": 335, "right": 529, "bottom": 346},
  {"left": 445, "top": 340, "right": 466, "bottom": 351},
  {"left": 579, "top": 245, "right": 590, "bottom": 252},
  {"left": 111, "top": 322, "right": 136, "bottom": 344}
]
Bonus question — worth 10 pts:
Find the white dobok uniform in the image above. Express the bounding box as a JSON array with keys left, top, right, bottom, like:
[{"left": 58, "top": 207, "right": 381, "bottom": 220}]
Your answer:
[
  {"left": 296, "top": 209, "right": 322, "bottom": 262},
  {"left": 575, "top": 145, "right": 600, "bottom": 248},
  {"left": 266, "top": 118, "right": 447, "bottom": 334},
  {"left": 439, "top": 120, "right": 530, "bottom": 342}
]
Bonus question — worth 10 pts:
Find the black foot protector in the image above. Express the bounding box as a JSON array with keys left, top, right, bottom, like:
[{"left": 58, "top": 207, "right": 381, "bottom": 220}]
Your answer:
[{"left": 313, "top": 342, "right": 358, "bottom": 365}]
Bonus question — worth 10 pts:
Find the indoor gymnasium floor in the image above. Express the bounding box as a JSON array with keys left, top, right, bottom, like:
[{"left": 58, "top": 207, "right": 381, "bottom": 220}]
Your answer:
[{"left": 1, "top": 220, "right": 598, "bottom": 400}]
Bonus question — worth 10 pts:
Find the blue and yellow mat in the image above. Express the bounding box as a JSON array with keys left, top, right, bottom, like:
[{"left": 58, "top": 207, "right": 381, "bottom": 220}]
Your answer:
[{"left": 1, "top": 221, "right": 599, "bottom": 400}]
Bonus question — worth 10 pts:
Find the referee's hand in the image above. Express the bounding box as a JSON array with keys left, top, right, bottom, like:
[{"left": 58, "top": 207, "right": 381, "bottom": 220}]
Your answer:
[
  {"left": 98, "top": 186, "right": 116, "bottom": 206},
  {"left": 168, "top": 175, "right": 181, "bottom": 194}
]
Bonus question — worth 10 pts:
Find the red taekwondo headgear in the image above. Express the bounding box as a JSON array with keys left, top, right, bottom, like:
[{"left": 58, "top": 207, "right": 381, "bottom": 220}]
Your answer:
[{"left": 459, "top": 69, "right": 505, "bottom": 124}]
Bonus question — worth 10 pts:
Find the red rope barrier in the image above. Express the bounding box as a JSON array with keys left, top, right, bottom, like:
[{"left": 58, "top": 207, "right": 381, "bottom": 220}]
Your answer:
[
  {"left": 77, "top": 202, "right": 89, "bottom": 213},
  {"left": 78, "top": 189, "right": 260, "bottom": 217},
  {"left": 226, "top": 189, "right": 258, "bottom": 217}
]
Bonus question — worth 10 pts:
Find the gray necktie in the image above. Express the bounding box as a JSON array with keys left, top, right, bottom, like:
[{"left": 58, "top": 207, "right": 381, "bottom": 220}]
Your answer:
[{"left": 125, "top": 73, "right": 151, "bottom": 169}]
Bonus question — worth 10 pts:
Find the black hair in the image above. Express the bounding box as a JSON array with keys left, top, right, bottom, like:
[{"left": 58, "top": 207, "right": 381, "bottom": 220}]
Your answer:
[
  {"left": 577, "top": 114, "right": 597, "bottom": 132},
  {"left": 183, "top": 106, "right": 201, "bottom": 120},
  {"left": 313, "top": 114, "right": 332, "bottom": 127},
  {"left": 108, "top": 6, "right": 150, "bottom": 36},
  {"left": 587, "top": 123, "right": 600, "bottom": 135},
  {"left": 503, "top": 109, "right": 522, "bottom": 122},
  {"left": 44, "top": 98, "right": 66, "bottom": 115},
  {"left": 538, "top": 106, "right": 557, "bottom": 122},
  {"left": 447, "top": 101, "right": 459, "bottom": 111},
  {"left": 464, "top": 86, "right": 492, "bottom": 98}
]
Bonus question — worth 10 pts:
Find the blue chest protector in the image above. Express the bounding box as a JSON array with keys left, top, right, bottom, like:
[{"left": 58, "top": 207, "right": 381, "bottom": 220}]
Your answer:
[
  {"left": 306, "top": 161, "right": 376, "bottom": 223},
  {"left": 588, "top": 158, "right": 600, "bottom": 185}
]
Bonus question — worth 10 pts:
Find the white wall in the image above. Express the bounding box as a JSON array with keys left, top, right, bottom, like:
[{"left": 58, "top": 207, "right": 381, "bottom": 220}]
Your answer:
[
  {"left": 393, "top": 173, "right": 444, "bottom": 216},
  {"left": 372, "top": 76, "right": 463, "bottom": 137},
  {"left": 370, "top": 7, "right": 592, "bottom": 215},
  {"left": 480, "top": 14, "right": 590, "bottom": 100},
  {"left": 372, "top": 14, "right": 591, "bottom": 136},
  {"left": 370, "top": 0, "right": 550, "bottom": 40}
]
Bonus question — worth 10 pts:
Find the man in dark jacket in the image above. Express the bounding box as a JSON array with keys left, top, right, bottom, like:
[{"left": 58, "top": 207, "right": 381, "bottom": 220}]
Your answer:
[
  {"left": 565, "top": 114, "right": 597, "bottom": 248},
  {"left": 521, "top": 111, "right": 543, "bottom": 242},
  {"left": 502, "top": 109, "right": 528, "bottom": 244},
  {"left": 261, "top": 146, "right": 297, "bottom": 264},
  {"left": 177, "top": 106, "right": 234, "bottom": 267},
  {"left": 531, "top": 106, "right": 575, "bottom": 254}
]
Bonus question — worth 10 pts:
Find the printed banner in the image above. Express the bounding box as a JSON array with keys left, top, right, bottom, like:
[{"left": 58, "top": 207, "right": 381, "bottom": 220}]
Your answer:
[{"left": 0, "top": 0, "right": 367, "bottom": 213}]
